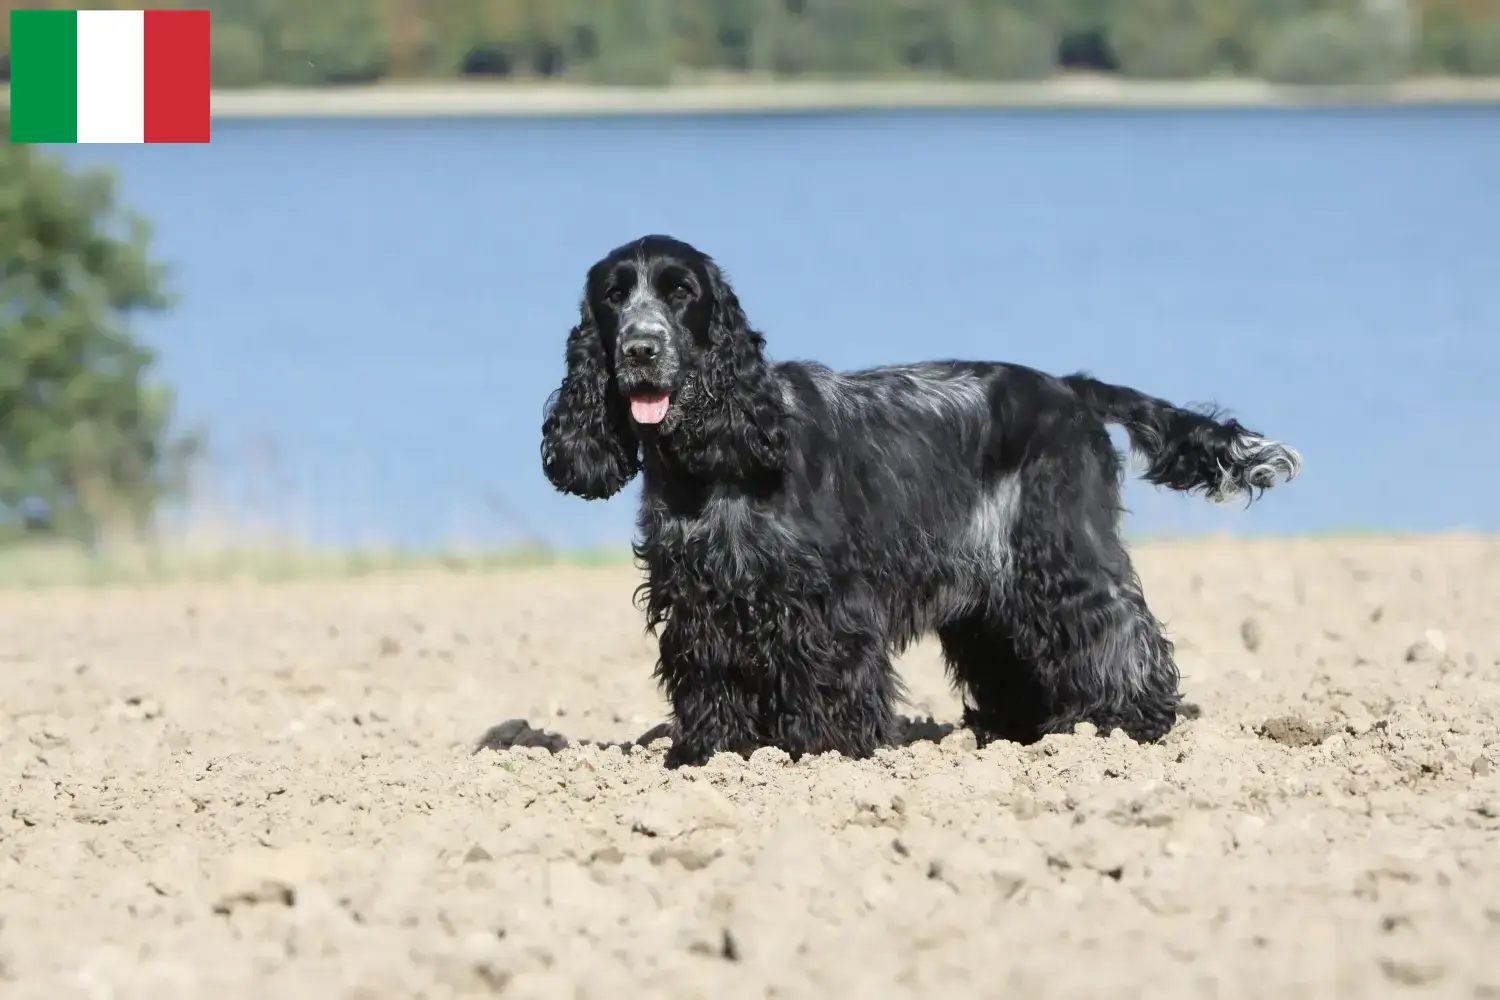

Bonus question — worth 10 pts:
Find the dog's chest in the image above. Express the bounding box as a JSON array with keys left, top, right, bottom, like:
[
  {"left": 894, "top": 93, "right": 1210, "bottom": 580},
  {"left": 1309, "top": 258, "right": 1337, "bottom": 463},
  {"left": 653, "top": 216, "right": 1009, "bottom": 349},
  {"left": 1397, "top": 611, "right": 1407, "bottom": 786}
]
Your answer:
[{"left": 645, "top": 491, "right": 800, "bottom": 582}]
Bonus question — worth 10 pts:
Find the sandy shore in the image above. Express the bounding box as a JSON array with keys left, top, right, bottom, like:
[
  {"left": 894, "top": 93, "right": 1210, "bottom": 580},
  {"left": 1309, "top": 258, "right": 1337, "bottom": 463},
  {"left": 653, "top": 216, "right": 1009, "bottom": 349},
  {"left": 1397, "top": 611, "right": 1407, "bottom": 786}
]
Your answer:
[
  {"left": 7, "top": 77, "right": 1499, "bottom": 126},
  {"left": 199, "top": 77, "right": 1500, "bottom": 118},
  {"left": 2, "top": 534, "right": 1498, "bottom": 998}
]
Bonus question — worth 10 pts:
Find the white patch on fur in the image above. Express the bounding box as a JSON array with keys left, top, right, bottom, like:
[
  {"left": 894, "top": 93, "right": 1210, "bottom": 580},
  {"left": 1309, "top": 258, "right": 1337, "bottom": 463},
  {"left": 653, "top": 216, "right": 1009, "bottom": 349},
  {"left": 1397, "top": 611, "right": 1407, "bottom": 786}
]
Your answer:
[
  {"left": 667, "top": 491, "right": 802, "bottom": 578},
  {"left": 811, "top": 365, "right": 990, "bottom": 425},
  {"left": 1212, "top": 430, "right": 1303, "bottom": 505},
  {"left": 958, "top": 473, "right": 1023, "bottom": 582},
  {"left": 621, "top": 275, "right": 672, "bottom": 338}
]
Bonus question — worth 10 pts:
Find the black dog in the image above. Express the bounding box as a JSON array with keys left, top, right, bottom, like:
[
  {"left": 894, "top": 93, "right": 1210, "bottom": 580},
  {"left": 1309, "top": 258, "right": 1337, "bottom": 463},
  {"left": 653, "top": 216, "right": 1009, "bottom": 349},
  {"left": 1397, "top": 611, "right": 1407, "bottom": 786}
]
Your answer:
[{"left": 540, "top": 235, "right": 1300, "bottom": 768}]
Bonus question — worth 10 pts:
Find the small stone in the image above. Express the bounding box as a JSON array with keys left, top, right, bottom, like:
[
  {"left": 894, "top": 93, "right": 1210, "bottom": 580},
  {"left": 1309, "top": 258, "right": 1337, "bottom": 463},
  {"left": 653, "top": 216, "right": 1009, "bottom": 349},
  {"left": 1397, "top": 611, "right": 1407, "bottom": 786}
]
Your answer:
[
  {"left": 1230, "top": 814, "right": 1266, "bottom": 849},
  {"left": 1240, "top": 618, "right": 1263, "bottom": 653},
  {"left": 630, "top": 808, "right": 681, "bottom": 840},
  {"left": 940, "top": 729, "right": 978, "bottom": 753},
  {"left": 1072, "top": 721, "right": 1098, "bottom": 738},
  {"left": 1321, "top": 732, "right": 1349, "bottom": 754},
  {"left": 377, "top": 636, "right": 402, "bottom": 657},
  {"left": 1474, "top": 756, "right": 1494, "bottom": 777}
]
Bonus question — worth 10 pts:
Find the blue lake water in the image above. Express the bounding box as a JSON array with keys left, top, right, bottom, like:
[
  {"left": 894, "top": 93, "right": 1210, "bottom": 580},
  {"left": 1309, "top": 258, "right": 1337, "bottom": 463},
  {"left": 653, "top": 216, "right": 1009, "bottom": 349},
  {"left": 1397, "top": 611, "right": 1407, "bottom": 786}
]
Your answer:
[{"left": 60, "top": 105, "right": 1500, "bottom": 549}]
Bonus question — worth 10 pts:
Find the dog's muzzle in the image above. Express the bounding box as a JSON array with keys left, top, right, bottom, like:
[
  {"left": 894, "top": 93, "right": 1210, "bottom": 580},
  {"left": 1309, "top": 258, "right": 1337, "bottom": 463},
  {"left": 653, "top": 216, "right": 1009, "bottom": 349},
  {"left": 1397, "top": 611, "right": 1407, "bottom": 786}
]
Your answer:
[{"left": 617, "top": 305, "right": 678, "bottom": 426}]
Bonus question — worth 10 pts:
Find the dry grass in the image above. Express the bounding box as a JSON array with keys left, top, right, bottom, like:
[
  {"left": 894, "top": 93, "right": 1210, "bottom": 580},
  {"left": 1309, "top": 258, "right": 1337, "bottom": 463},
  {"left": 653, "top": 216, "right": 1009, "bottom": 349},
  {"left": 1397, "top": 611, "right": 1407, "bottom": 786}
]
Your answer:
[{"left": 0, "top": 538, "right": 632, "bottom": 589}]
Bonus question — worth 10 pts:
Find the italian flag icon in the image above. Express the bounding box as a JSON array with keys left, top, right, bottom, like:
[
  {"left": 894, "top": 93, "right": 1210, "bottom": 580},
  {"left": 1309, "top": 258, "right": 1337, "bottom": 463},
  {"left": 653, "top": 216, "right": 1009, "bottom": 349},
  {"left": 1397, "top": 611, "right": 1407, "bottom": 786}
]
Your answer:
[{"left": 8, "top": 8, "right": 211, "bottom": 144}]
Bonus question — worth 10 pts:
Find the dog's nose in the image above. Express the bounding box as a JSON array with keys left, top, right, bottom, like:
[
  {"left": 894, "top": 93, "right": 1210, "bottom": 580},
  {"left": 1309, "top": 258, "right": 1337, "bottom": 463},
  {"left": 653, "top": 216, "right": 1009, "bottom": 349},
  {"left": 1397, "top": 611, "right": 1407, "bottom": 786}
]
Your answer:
[{"left": 621, "top": 337, "right": 661, "bottom": 365}]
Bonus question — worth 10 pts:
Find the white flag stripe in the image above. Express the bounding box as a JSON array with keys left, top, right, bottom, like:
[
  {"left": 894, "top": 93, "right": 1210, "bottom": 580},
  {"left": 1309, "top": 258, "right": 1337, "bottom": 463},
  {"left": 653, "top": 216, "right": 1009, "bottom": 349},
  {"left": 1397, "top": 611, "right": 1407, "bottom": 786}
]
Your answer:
[{"left": 76, "top": 10, "right": 146, "bottom": 144}]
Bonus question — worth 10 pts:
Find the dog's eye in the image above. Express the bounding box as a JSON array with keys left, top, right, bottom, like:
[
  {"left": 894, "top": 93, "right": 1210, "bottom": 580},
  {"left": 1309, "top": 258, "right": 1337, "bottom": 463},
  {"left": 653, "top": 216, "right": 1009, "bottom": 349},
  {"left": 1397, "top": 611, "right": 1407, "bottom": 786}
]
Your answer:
[
  {"left": 669, "top": 283, "right": 693, "bottom": 303},
  {"left": 605, "top": 286, "right": 628, "bottom": 305}
]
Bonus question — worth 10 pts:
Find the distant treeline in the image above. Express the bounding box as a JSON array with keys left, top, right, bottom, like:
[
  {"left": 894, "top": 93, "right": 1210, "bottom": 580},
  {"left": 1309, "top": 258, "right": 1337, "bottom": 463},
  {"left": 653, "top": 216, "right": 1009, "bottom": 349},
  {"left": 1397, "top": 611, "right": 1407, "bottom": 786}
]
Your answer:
[{"left": 2, "top": 0, "right": 1499, "bottom": 87}]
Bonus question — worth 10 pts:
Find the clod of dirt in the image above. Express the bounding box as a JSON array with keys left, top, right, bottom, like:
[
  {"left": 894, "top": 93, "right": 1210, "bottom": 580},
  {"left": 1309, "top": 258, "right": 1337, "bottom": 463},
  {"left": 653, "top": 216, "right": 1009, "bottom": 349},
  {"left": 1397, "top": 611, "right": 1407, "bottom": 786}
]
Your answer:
[
  {"left": 1475, "top": 756, "right": 1495, "bottom": 777},
  {"left": 1405, "top": 629, "right": 1448, "bottom": 663},
  {"left": 1240, "top": 617, "right": 1264, "bottom": 653},
  {"left": 462, "top": 844, "right": 493, "bottom": 864},
  {"left": 211, "top": 846, "right": 323, "bottom": 915},
  {"left": 895, "top": 715, "right": 956, "bottom": 745},
  {"left": 1380, "top": 957, "right": 1446, "bottom": 986},
  {"left": 110, "top": 695, "right": 163, "bottom": 722},
  {"left": 473, "top": 718, "right": 570, "bottom": 754},
  {"left": 649, "top": 845, "right": 717, "bottom": 871},
  {"left": 1256, "top": 715, "right": 1332, "bottom": 748}
]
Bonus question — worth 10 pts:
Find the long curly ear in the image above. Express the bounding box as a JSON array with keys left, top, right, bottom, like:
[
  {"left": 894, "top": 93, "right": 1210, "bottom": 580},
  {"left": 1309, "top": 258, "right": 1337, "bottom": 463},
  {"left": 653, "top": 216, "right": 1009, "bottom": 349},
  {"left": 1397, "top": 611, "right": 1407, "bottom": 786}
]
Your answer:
[
  {"left": 540, "top": 301, "right": 639, "bottom": 499},
  {"left": 670, "top": 265, "right": 787, "bottom": 480}
]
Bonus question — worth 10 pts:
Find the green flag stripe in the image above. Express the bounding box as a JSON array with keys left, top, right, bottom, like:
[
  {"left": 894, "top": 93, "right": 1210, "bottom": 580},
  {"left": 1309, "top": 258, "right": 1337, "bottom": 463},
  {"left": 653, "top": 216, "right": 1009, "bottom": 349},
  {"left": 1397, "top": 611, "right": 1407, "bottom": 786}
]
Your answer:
[{"left": 9, "top": 11, "right": 80, "bottom": 144}]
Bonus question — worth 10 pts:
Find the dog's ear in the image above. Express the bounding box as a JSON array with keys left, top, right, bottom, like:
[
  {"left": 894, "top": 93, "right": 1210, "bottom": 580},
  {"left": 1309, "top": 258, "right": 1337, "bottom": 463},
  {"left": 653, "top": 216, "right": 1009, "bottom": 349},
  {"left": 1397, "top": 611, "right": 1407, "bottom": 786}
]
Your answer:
[
  {"left": 670, "top": 262, "right": 787, "bottom": 480},
  {"left": 540, "top": 296, "right": 640, "bottom": 499}
]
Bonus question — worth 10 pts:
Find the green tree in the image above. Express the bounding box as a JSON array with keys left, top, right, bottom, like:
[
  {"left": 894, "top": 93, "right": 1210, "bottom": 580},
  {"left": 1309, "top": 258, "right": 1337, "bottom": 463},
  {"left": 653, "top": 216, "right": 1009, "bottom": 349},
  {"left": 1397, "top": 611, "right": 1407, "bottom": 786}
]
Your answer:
[
  {"left": 950, "top": 0, "right": 1057, "bottom": 80},
  {"left": 261, "top": 0, "right": 390, "bottom": 85},
  {"left": 569, "top": 0, "right": 676, "bottom": 86},
  {"left": 1258, "top": 9, "right": 1405, "bottom": 85},
  {"left": 0, "top": 110, "right": 199, "bottom": 547},
  {"left": 802, "top": 0, "right": 902, "bottom": 76},
  {"left": 1104, "top": 0, "right": 1224, "bottom": 78}
]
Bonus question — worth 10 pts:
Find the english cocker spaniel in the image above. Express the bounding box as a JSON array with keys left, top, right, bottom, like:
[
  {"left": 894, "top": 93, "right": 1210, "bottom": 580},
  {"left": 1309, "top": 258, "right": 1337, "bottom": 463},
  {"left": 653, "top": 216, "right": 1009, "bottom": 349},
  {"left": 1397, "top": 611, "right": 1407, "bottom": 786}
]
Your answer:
[{"left": 540, "top": 235, "right": 1301, "bottom": 768}]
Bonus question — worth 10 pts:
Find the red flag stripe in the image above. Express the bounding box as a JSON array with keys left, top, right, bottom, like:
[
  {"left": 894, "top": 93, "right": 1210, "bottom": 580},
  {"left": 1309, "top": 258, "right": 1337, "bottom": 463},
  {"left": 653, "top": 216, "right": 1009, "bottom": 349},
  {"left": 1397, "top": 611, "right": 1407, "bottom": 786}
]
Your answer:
[{"left": 143, "top": 9, "right": 210, "bottom": 144}]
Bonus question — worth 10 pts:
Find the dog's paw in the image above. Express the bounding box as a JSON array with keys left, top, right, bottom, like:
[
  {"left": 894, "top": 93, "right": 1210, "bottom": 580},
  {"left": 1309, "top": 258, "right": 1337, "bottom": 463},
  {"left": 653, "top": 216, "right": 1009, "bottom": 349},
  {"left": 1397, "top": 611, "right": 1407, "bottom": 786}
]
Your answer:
[{"left": 663, "top": 741, "right": 717, "bottom": 769}]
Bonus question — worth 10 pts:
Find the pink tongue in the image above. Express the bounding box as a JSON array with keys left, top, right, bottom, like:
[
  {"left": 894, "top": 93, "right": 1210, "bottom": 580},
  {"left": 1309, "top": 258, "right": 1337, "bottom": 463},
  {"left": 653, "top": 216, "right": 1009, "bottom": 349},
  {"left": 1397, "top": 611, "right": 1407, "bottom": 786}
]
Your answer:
[{"left": 630, "top": 392, "right": 670, "bottom": 424}]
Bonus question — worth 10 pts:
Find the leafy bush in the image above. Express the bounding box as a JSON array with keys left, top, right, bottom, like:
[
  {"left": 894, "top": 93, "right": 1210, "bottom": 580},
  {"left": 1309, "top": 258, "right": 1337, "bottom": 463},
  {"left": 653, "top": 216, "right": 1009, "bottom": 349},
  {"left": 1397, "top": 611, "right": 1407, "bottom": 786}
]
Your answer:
[
  {"left": 1458, "top": 18, "right": 1500, "bottom": 75},
  {"left": 263, "top": 0, "right": 390, "bottom": 85},
  {"left": 801, "top": 0, "right": 902, "bottom": 76},
  {"left": 1258, "top": 10, "right": 1403, "bottom": 86},
  {"left": 0, "top": 114, "right": 199, "bottom": 547},
  {"left": 211, "top": 23, "right": 265, "bottom": 87},
  {"left": 952, "top": 4, "right": 1057, "bottom": 80},
  {"left": 1413, "top": 10, "right": 1467, "bottom": 72},
  {"left": 1106, "top": 0, "right": 1223, "bottom": 79},
  {"left": 575, "top": 0, "right": 676, "bottom": 85},
  {"left": 1114, "top": 25, "right": 1218, "bottom": 77}
]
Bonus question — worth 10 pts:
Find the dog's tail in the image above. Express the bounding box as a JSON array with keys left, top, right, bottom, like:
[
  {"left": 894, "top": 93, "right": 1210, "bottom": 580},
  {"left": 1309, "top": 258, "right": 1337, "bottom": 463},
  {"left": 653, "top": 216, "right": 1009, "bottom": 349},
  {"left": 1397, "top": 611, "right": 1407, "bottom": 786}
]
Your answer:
[{"left": 1063, "top": 373, "right": 1302, "bottom": 504}]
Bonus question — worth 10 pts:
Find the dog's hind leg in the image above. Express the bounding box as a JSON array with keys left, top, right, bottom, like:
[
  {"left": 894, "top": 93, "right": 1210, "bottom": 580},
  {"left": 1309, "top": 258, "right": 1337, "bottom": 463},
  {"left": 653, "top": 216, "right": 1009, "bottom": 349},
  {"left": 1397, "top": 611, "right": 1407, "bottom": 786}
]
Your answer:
[
  {"left": 943, "top": 558, "right": 1182, "bottom": 745},
  {"left": 938, "top": 607, "right": 1049, "bottom": 745},
  {"left": 948, "top": 435, "right": 1186, "bottom": 745},
  {"left": 1001, "top": 465, "right": 1184, "bottom": 743}
]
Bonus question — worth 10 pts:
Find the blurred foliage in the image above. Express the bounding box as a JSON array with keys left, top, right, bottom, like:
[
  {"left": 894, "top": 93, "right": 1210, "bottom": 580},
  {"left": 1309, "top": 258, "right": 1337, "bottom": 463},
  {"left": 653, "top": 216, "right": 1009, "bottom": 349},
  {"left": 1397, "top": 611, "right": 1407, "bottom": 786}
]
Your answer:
[
  {"left": 1258, "top": 10, "right": 1406, "bottom": 85},
  {"left": 0, "top": 107, "right": 199, "bottom": 548},
  {"left": 3, "top": 0, "right": 1499, "bottom": 86}
]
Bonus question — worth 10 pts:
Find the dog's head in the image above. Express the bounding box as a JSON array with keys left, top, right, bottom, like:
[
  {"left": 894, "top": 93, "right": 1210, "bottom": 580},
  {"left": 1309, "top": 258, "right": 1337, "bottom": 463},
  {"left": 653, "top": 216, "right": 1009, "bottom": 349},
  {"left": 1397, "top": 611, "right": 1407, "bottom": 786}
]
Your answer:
[
  {"left": 585, "top": 235, "right": 719, "bottom": 433},
  {"left": 541, "top": 235, "right": 787, "bottom": 499}
]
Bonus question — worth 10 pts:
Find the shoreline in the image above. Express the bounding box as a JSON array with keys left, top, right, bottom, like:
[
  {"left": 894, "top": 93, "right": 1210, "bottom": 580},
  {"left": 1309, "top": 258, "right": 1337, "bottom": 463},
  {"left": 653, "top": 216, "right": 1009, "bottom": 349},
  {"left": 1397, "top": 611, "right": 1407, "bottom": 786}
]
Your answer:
[
  {"left": 204, "top": 76, "right": 1500, "bottom": 118},
  {"left": 6, "top": 75, "right": 1498, "bottom": 121},
  {"left": 0, "top": 529, "right": 1489, "bottom": 589}
]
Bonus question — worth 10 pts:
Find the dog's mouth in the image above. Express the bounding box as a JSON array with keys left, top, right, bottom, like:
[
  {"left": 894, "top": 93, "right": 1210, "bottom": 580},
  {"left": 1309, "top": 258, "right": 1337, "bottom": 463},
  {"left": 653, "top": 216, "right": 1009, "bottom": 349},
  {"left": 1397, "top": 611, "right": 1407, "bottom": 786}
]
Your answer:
[{"left": 629, "top": 391, "right": 671, "bottom": 425}]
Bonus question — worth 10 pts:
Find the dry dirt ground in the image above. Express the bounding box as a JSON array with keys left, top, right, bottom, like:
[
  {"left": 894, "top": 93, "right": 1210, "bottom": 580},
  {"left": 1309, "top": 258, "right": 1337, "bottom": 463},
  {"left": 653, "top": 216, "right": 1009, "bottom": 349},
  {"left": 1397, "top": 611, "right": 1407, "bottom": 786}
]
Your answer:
[{"left": 2, "top": 535, "right": 1499, "bottom": 1000}]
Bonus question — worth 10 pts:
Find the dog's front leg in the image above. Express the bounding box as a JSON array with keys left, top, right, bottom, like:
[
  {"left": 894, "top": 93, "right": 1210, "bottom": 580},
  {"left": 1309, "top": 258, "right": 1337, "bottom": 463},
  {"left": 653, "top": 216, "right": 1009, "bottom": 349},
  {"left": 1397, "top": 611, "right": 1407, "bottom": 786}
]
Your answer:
[
  {"left": 654, "top": 617, "right": 759, "bottom": 769},
  {"left": 664, "top": 682, "right": 759, "bottom": 768}
]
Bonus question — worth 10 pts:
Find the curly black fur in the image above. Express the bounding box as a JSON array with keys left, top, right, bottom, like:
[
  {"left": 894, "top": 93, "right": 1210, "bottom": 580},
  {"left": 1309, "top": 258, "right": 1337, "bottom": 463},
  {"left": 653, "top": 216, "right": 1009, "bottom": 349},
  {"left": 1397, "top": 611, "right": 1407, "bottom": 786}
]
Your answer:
[{"left": 540, "top": 235, "right": 1302, "bottom": 768}]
